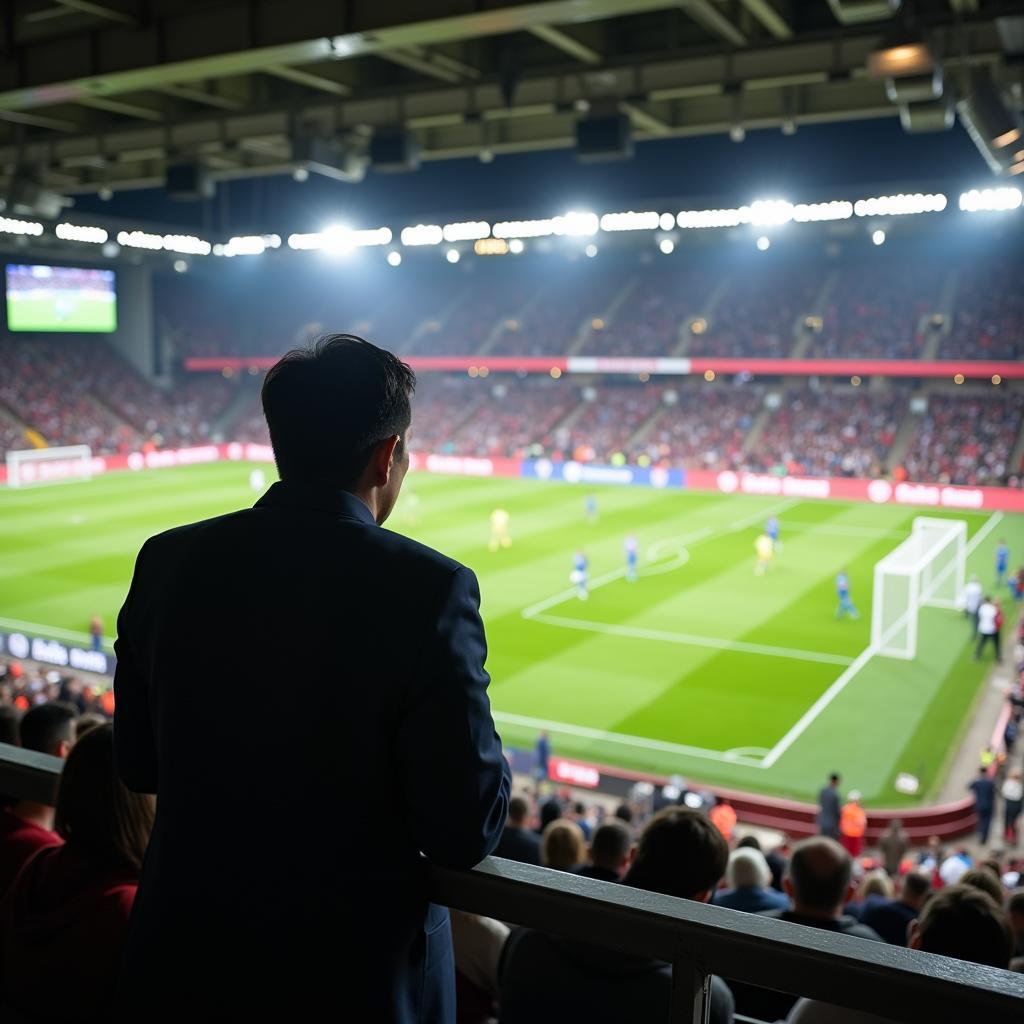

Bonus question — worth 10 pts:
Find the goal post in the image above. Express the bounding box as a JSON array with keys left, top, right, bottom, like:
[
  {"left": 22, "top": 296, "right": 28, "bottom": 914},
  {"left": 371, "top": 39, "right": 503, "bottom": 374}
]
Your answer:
[
  {"left": 5, "top": 445, "right": 93, "bottom": 488},
  {"left": 871, "top": 517, "right": 967, "bottom": 660}
]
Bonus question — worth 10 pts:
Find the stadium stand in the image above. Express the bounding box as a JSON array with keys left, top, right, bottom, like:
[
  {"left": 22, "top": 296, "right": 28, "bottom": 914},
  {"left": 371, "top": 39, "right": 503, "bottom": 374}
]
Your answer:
[{"left": 938, "top": 260, "right": 1024, "bottom": 362}]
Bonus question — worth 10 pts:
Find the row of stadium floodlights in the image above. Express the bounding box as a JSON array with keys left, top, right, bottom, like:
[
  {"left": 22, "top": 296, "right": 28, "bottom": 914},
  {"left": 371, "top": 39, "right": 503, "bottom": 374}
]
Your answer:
[{"left": 0, "top": 187, "right": 1019, "bottom": 262}]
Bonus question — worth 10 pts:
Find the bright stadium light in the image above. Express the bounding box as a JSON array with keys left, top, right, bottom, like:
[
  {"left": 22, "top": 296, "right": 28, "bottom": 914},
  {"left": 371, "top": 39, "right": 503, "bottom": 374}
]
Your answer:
[
  {"left": 493, "top": 218, "right": 556, "bottom": 239},
  {"left": 958, "top": 187, "right": 1022, "bottom": 212},
  {"left": 756, "top": 235, "right": 771, "bottom": 251},
  {"left": 659, "top": 238, "right": 675, "bottom": 254},
  {"left": 442, "top": 220, "right": 490, "bottom": 242},
  {"left": 599, "top": 210, "right": 660, "bottom": 232},
  {"left": 222, "top": 235, "right": 267, "bottom": 257},
  {"left": 748, "top": 199, "right": 794, "bottom": 226},
  {"left": 793, "top": 200, "right": 854, "bottom": 222},
  {"left": 445, "top": 248, "right": 460, "bottom": 263},
  {"left": 872, "top": 229, "right": 886, "bottom": 245},
  {"left": 117, "top": 229, "right": 163, "bottom": 250},
  {"left": 659, "top": 212, "right": 675, "bottom": 231},
  {"left": 163, "top": 234, "right": 212, "bottom": 256},
  {"left": 55, "top": 223, "right": 108, "bottom": 244},
  {"left": 676, "top": 208, "right": 744, "bottom": 229},
  {"left": 509, "top": 238, "right": 525, "bottom": 254},
  {"left": 387, "top": 250, "right": 402, "bottom": 266},
  {"left": 173, "top": 259, "right": 188, "bottom": 273},
  {"left": 853, "top": 193, "right": 946, "bottom": 217},
  {"left": 561, "top": 210, "right": 599, "bottom": 236},
  {"left": 400, "top": 224, "right": 443, "bottom": 246},
  {"left": 585, "top": 243, "right": 598, "bottom": 257}
]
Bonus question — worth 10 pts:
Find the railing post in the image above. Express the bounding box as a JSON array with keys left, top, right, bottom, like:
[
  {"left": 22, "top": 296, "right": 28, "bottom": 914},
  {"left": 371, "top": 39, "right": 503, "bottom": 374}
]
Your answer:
[{"left": 670, "top": 958, "right": 709, "bottom": 1024}]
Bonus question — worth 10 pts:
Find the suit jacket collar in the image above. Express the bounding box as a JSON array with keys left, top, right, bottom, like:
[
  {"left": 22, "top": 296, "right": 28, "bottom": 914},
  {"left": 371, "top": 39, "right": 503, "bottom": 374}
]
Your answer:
[{"left": 255, "top": 480, "right": 377, "bottom": 527}]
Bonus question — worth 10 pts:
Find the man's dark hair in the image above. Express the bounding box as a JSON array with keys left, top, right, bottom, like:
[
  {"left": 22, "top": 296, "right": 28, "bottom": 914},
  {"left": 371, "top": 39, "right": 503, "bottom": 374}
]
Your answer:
[
  {"left": 590, "top": 820, "right": 633, "bottom": 868},
  {"left": 538, "top": 799, "right": 562, "bottom": 831},
  {"left": 0, "top": 705, "right": 22, "bottom": 746},
  {"left": 1008, "top": 890, "right": 1024, "bottom": 917},
  {"left": 788, "top": 837, "right": 852, "bottom": 912},
  {"left": 55, "top": 724, "right": 155, "bottom": 875},
  {"left": 829, "top": 773, "right": 840, "bottom": 784},
  {"left": 915, "top": 884, "right": 1013, "bottom": 969},
  {"left": 613, "top": 802, "right": 633, "bottom": 824},
  {"left": 623, "top": 807, "right": 728, "bottom": 900},
  {"left": 261, "top": 334, "right": 416, "bottom": 488},
  {"left": 19, "top": 701, "right": 77, "bottom": 755},
  {"left": 902, "top": 871, "right": 931, "bottom": 903},
  {"left": 737, "top": 834, "right": 762, "bottom": 851},
  {"left": 508, "top": 796, "right": 530, "bottom": 825}
]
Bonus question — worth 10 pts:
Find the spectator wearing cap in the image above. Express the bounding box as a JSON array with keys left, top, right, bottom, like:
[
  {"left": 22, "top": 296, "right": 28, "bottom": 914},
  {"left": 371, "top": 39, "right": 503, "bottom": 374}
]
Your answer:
[
  {"left": 495, "top": 796, "right": 541, "bottom": 866},
  {"left": 713, "top": 847, "right": 789, "bottom": 914},
  {"left": 839, "top": 792, "right": 867, "bottom": 858}
]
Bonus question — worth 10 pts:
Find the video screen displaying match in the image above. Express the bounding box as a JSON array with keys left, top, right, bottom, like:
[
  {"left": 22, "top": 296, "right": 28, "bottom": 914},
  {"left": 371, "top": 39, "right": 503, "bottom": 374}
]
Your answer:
[{"left": 5, "top": 263, "right": 117, "bottom": 333}]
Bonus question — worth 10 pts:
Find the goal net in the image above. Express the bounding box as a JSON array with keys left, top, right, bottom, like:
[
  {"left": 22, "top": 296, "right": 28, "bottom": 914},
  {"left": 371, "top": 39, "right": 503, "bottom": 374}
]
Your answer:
[
  {"left": 871, "top": 517, "right": 967, "bottom": 660},
  {"left": 5, "top": 445, "right": 93, "bottom": 488}
]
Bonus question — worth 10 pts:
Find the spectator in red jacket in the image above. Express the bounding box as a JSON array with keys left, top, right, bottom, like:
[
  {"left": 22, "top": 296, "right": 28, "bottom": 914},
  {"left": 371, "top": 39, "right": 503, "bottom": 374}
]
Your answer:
[
  {"left": 0, "top": 702, "right": 77, "bottom": 898},
  {"left": 0, "top": 723, "right": 155, "bottom": 1021}
]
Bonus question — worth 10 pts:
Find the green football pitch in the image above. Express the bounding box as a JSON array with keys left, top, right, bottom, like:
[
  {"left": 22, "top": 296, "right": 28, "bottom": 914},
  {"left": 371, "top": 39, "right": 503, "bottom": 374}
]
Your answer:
[
  {"left": 6, "top": 296, "right": 117, "bottom": 333},
  {"left": 1, "top": 461, "right": 1020, "bottom": 806}
]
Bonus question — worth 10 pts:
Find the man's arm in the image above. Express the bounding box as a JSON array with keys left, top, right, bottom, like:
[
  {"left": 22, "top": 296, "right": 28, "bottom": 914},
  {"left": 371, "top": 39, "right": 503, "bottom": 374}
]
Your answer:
[
  {"left": 397, "top": 565, "right": 511, "bottom": 868},
  {"left": 113, "top": 542, "right": 158, "bottom": 794}
]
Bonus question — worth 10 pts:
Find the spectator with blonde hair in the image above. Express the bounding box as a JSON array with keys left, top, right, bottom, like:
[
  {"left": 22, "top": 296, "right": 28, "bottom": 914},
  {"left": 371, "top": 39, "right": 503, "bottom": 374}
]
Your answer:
[{"left": 541, "top": 819, "right": 587, "bottom": 872}]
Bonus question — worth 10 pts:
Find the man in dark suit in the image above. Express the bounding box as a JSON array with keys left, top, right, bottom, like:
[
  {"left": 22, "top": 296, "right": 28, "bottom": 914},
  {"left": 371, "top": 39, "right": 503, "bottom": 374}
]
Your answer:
[
  {"left": 816, "top": 771, "right": 842, "bottom": 839},
  {"left": 113, "top": 335, "right": 511, "bottom": 1022},
  {"left": 495, "top": 795, "right": 542, "bottom": 865}
]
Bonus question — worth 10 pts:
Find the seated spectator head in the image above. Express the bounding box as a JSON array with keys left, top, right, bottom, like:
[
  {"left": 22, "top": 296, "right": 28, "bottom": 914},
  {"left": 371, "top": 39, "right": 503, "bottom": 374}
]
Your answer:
[
  {"left": 589, "top": 820, "right": 633, "bottom": 876},
  {"left": 1009, "top": 890, "right": 1024, "bottom": 947},
  {"left": 909, "top": 884, "right": 1013, "bottom": 968},
  {"left": 623, "top": 807, "right": 728, "bottom": 903},
  {"left": 20, "top": 702, "right": 77, "bottom": 758},
  {"left": 542, "top": 820, "right": 587, "bottom": 872},
  {"left": 55, "top": 724, "right": 155, "bottom": 874},
  {"left": 507, "top": 795, "right": 531, "bottom": 828},
  {"left": 785, "top": 838, "right": 855, "bottom": 920},
  {"left": 899, "top": 870, "right": 932, "bottom": 910},
  {"left": 74, "top": 713, "right": 107, "bottom": 742},
  {"left": 726, "top": 847, "right": 773, "bottom": 891},
  {"left": 261, "top": 335, "right": 416, "bottom": 521},
  {"left": 961, "top": 867, "right": 1005, "bottom": 905},
  {"left": 538, "top": 798, "right": 562, "bottom": 832},
  {"left": 0, "top": 705, "right": 21, "bottom": 746},
  {"left": 736, "top": 834, "right": 762, "bottom": 852},
  {"left": 858, "top": 870, "right": 894, "bottom": 902},
  {"left": 613, "top": 802, "right": 633, "bottom": 825}
]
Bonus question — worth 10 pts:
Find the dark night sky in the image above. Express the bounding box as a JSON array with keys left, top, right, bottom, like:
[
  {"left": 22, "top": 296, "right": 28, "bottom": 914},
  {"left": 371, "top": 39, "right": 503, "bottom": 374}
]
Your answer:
[{"left": 72, "top": 115, "right": 991, "bottom": 235}]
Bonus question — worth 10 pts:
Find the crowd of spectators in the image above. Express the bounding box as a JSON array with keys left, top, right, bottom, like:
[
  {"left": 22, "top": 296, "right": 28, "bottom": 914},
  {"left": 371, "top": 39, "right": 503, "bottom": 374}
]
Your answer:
[
  {"left": 939, "top": 261, "right": 1024, "bottom": 362},
  {"left": 901, "top": 392, "right": 1024, "bottom": 488},
  {"left": 741, "top": 387, "right": 905, "bottom": 478},
  {"left": 809, "top": 262, "right": 939, "bottom": 360}
]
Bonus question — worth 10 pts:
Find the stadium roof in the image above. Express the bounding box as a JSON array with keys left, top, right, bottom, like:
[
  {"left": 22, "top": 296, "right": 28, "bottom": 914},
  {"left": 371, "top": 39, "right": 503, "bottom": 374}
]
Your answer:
[{"left": 1, "top": 0, "right": 1022, "bottom": 200}]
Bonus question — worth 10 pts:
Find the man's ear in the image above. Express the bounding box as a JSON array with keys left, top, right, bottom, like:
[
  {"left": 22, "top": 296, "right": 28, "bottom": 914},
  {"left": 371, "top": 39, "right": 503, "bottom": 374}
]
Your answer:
[
  {"left": 57, "top": 739, "right": 72, "bottom": 760},
  {"left": 783, "top": 877, "right": 794, "bottom": 899},
  {"left": 907, "top": 919, "right": 921, "bottom": 949},
  {"left": 371, "top": 435, "right": 401, "bottom": 485}
]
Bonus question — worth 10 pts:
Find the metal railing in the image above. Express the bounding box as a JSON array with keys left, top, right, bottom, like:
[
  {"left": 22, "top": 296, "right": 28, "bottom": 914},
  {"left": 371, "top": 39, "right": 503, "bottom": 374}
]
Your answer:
[{"left": 2, "top": 742, "right": 1021, "bottom": 1024}]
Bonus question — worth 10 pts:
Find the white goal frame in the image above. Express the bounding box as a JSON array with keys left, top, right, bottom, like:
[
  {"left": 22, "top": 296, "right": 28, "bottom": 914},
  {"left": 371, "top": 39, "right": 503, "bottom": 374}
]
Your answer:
[
  {"left": 5, "top": 445, "right": 93, "bottom": 488},
  {"left": 870, "top": 516, "right": 967, "bottom": 660}
]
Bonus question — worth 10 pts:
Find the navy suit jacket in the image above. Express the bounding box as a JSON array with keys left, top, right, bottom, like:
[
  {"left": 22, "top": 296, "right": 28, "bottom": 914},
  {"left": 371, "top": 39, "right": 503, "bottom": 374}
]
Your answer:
[{"left": 113, "top": 481, "right": 510, "bottom": 1021}]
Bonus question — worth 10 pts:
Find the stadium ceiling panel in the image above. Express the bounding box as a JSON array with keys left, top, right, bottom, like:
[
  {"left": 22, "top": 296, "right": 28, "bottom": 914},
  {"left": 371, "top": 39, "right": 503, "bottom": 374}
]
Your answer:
[{"left": 0, "top": 0, "right": 1017, "bottom": 196}]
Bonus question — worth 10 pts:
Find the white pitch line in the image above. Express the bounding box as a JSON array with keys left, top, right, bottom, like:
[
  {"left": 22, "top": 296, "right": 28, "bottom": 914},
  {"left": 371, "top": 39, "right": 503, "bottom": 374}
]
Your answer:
[
  {"left": 491, "top": 710, "right": 768, "bottom": 767},
  {"left": 0, "top": 615, "right": 113, "bottom": 649},
  {"left": 530, "top": 613, "right": 854, "bottom": 666},
  {"left": 761, "top": 510, "right": 1005, "bottom": 769}
]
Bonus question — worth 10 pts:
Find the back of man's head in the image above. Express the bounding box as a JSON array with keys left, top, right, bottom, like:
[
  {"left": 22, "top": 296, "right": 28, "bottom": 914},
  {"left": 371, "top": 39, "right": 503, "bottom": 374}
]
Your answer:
[
  {"left": 507, "top": 796, "right": 530, "bottom": 827},
  {"left": 901, "top": 870, "right": 932, "bottom": 909},
  {"left": 623, "top": 807, "right": 728, "bottom": 902},
  {"left": 736, "top": 834, "right": 762, "bottom": 851},
  {"left": 613, "top": 802, "right": 633, "bottom": 824},
  {"left": 786, "top": 837, "right": 852, "bottom": 917},
  {"left": 727, "top": 847, "right": 772, "bottom": 890},
  {"left": 590, "top": 820, "right": 633, "bottom": 872},
  {"left": 0, "top": 705, "right": 22, "bottom": 746},
  {"left": 261, "top": 334, "right": 415, "bottom": 489},
  {"left": 19, "top": 701, "right": 77, "bottom": 757},
  {"left": 960, "top": 867, "right": 1005, "bottom": 905},
  {"left": 910, "top": 884, "right": 1013, "bottom": 968}
]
